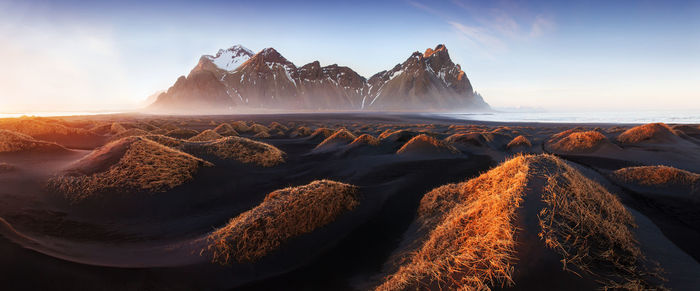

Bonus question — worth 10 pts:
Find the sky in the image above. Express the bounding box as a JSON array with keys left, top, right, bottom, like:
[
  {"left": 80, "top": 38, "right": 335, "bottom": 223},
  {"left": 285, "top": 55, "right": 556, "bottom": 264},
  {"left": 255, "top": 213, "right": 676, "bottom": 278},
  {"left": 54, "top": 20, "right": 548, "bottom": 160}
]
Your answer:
[{"left": 0, "top": 0, "right": 698, "bottom": 113}]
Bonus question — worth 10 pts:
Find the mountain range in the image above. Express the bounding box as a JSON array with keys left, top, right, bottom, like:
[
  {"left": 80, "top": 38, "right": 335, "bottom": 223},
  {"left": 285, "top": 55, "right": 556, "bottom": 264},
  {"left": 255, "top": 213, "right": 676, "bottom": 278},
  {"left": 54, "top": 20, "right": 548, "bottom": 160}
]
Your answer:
[{"left": 149, "top": 44, "right": 489, "bottom": 113}]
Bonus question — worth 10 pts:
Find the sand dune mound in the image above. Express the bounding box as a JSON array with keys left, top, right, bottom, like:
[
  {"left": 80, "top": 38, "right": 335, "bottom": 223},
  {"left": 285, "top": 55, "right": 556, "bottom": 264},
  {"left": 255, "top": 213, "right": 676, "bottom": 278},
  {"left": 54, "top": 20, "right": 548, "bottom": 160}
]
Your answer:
[
  {"left": 0, "top": 118, "right": 100, "bottom": 148},
  {"left": 0, "top": 162, "right": 16, "bottom": 173},
  {"left": 307, "top": 127, "right": 334, "bottom": 142},
  {"left": 142, "top": 134, "right": 185, "bottom": 148},
  {"left": 350, "top": 134, "right": 380, "bottom": 146},
  {"left": 253, "top": 131, "right": 271, "bottom": 139},
  {"left": 546, "top": 130, "right": 614, "bottom": 154},
  {"left": 612, "top": 166, "right": 699, "bottom": 199},
  {"left": 289, "top": 126, "right": 313, "bottom": 138},
  {"left": 378, "top": 154, "right": 662, "bottom": 290},
  {"left": 315, "top": 129, "right": 357, "bottom": 151},
  {"left": 213, "top": 123, "right": 238, "bottom": 136},
  {"left": 445, "top": 131, "right": 513, "bottom": 151},
  {"left": 617, "top": 123, "right": 682, "bottom": 144},
  {"left": 109, "top": 128, "right": 151, "bottom": 141},
  {"left": 182, "top": 136, "right": 285, "bottom": 167},
  {"left": 109, "top": 123, "right": 127, "bottom": 134},
  {"left": 0, "top": 129, "right": 68, "bottom": 153},
  {"left": 248, "top": 123, "right": 270, "bottom": 134},
  {"left": 396, "top": 134, "right": 460, "bottom": 157},
  {"left": 673, "top": 124, "right": 700, "bottom": 137},
  {"left": 230, "top": 121, "right": 251, "bottom": 133},
  {"left": 445, "top": 132, "right": 489, "bottom": 148},
  {"left": 205, "top": 180, "right": 359, "bottom": 264},
  {"left": 379, "top": 129, "right": 419, "bottom": 144},
  {"left": 188, "top": 129, "right": 223, "bottom": 142},
  {"left": 166, "top": 128, "right": 199, "bottom": 139},
  {"left": 506, "top": 135, "right": 532, "bottom": 150},
  {"left": 268, "top": 121, "right": 289, "bottom": 133},
  {"left": 48, "top": 137, "right": 212, "bottom": 201}
]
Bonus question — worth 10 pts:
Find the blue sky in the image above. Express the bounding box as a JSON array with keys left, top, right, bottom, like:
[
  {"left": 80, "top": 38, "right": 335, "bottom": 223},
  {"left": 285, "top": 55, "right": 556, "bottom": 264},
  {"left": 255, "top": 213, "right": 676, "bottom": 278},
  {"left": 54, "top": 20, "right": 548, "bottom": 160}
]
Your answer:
[{"left": 0, "top": 0, "right": 698, "bottom": 112}]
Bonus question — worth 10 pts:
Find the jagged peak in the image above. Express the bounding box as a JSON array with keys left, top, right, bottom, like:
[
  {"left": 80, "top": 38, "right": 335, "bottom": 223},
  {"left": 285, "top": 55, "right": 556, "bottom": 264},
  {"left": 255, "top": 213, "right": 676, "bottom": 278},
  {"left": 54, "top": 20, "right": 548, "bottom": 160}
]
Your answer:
[{"left": 424, "top": 44, "right": 447, "bottom": 58}]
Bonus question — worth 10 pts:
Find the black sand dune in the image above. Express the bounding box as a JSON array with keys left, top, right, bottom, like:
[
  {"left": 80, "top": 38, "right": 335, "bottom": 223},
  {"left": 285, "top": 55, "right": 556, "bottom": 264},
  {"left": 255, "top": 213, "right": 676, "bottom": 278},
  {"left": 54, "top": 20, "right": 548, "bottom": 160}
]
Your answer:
[{"left": 0, "top": 114, "right": 698, "bottom": 290}]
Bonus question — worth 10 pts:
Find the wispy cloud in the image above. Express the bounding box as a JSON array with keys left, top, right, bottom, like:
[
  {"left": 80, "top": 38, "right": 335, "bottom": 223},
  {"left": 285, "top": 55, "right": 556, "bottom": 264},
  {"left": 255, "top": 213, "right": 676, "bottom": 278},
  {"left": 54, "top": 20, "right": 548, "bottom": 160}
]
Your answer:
[
  {"left": 410, "top": 0, "right": 556, "bottom": 53},
  {"left": 448, "top": 21, "right": 506, "bottom": 52},
  {"left": 530, "top": 14, "right": 556, "bottom": 37}
]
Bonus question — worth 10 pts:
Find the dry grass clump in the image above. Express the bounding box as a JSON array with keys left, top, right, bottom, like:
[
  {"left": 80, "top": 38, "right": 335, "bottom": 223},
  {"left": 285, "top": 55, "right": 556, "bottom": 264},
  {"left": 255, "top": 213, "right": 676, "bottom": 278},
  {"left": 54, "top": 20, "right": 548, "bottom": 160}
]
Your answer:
[
  {"left": 213, "top": 123, "right": 238, "bottom": 136},
  {"left": 612, "top": 166, "right": 699, "bottom": 196},
  {"left": 48, "top": 137, "right": 212, "bottom": 201},
  {"left": 188, "top": 129, "right": 223, "bottom": 142},
  {"left": 396, "top": 134, "right": 459, "bottom": 156},
  {"left": 445, "top": 132, "right": 489, "bottom": 147},
  {"left": 378, "top": 154, "right": 662, "bottom": 290},
  {"left": 166, "top": 128, "right": 199, "bottom": 139},
  {"left": 378, "top": 156, "right": 530, "bottom": 290},
  {"left": 350, "top": 134, "right": 380, "bottom": 146},
  {"left": 617, "top": 123, "right": 678, "bottom": 144},
  {"left": 548, "top": 130, "right": 608, "bottom": 153},
  {"left": 0, "top": 129, "right": 68, "bottom": 153},
  {"left": 315, "top": 129, "right": 357, "bottom": 149},
  {"left": 230, "top": 121, "right": 250, "bottom": 133},
  {"left": 205, "top": 180, "right": 359, "bottom": 264},
  {"left": 534, "top": 155, "right": 660, "bottom": 289},
  {"left": 506, "top": 135, "right": 532, "bottom": 149},
  {"left": 183, "top": 136, "right": 285, "bottom": 167}
]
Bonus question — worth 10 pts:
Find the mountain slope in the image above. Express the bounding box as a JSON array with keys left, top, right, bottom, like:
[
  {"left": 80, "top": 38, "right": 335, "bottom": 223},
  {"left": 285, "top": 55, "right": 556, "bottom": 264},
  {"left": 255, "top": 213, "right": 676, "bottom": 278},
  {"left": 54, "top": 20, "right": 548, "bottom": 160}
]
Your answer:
[{"left": 150, "top": 44, "right": 490, "bottom": 113}]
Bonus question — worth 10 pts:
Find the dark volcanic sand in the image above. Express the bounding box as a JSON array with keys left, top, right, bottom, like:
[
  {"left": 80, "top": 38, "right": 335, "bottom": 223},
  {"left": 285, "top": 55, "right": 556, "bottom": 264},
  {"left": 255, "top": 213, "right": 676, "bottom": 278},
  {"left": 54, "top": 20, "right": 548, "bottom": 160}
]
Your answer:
[{"left": 0, "top": 113, "right": 699, "bottom": 290}]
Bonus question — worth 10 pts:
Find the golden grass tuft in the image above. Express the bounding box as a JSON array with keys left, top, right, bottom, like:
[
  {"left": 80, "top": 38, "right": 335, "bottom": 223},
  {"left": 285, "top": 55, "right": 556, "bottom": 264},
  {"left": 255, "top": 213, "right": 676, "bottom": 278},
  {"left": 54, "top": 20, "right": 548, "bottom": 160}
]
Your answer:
[
  {"left": 213, "top": 123, "right": 238, "bottom": 136},
  {"left": 205, "top": 180, "right": 359, "bottom": 264},
  {"left": 48, "top": 137, "right": 212, "bottom": 201},
  {"left": 617, "top": 123, "right": 678, "bottom": 144},
  {"left": 612, "top": 166, "right": 699, "bottom": 195},
  {"left": 183, "top": 136, "right": 285, "bottom": 167},
  {"left": 396, "top": 134, "right": 459, "bottom": 156},
  {"left": 316, "top": 129, "right": 357, "bottom": 149},
  {"left": 350, "top": 134, "right": 380, "bottom": 146},
  {"left": 506, "top": 135, "right": 532, "bottom": 149},
  {"left": 188, "top": 129, "right": 223, "bottom": 142},
  {"left": 0, "top": 129, "right": 68, "bottom": 153},
  {"left": 378, "top": 154, "right": 662, "bottom": 290},
  {"left": 378, "top": 156, "right": 530, "bottom": 290},
  {"left": 548, "top": 130, "right": 608, "bottom": 153}
]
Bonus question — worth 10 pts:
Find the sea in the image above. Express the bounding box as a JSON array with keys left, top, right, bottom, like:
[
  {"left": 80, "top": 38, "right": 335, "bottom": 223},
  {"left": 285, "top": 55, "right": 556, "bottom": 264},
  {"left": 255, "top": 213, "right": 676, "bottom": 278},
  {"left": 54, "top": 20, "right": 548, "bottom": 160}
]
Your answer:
[
  {"left": 442, "top": 110, "right": 700, "bottom": 124},
  {"left": 1, "top": 110, "right": 699, "bottom": 124}
]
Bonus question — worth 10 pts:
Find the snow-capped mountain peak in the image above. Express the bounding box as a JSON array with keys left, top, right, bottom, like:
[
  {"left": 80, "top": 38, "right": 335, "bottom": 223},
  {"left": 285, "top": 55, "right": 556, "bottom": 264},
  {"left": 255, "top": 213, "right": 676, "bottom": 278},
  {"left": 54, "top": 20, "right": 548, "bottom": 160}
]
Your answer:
[{"left": 204, "top": 45, "right": 254, "bottom": 71}]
